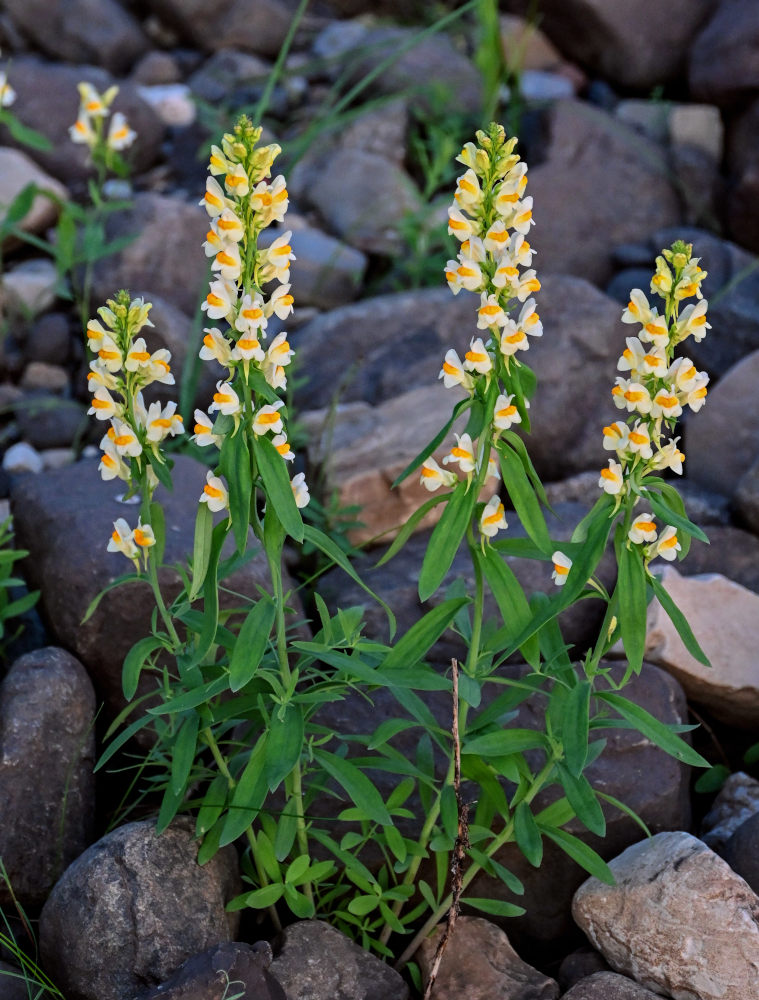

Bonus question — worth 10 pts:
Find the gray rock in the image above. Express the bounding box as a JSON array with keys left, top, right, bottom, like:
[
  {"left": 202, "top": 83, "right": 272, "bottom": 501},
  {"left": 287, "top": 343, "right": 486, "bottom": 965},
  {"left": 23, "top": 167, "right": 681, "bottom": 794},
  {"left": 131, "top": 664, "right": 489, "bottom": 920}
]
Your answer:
[
  {"left": 260, "top": 225, "right": 366, "bottom": 309},
  {"left": 90, "top": 192, "right": 208, "bottom": 317},
  {"left": 702, "top": 772, "right": 759, "bottom": 852},
  {"left": 131, "top": 50, "right": 183, "bottom": 86},
  {"left": 557, "top": 947, "right": 611, "bottom": 991},
  {"left": 0, "top": 962, "right": 28, "bottom": 1000},
  {"left": 0, "top": 259, "right": 59, "bottom": 318},
  {"left": 329, "top": 100, "right": 409, "bottom": 166},
  {"left": 311, "top": 22, "right": 482, "bottom": 115},
  {"left": 137, "top": 942, "right": 286, "bottom": 1000},
  {"left": 39, "top": 818, "right": 240, "bottom": 1000},
  {"left": 723, "top": 812, "right": 759, "bottom": 895},
  {"left": 6, "top": 59, "right": 164, "bottom": 184},
  {"left": 2, "top": 442, "right": 42, "bottom": 474},
  {"left": 572, "top": 832, "right": 759, "bottom": 1000},
  {"left": 527, "top": 101, "right": 680, "bottom": 285},
  {"left": 417, "top": 916, "right": 558, "bottom": 999},
  {"left": 686, "top": 350, "right": 759, "bottom": 496},
  {"left": 302, "top": 148, "right": 421, "bottom": 256},
  {"left": 136, "top": 84, "right": 196, "bottom": 127},
  {"left": 188, "top": 49, "right": 272, "bottom": 104},
  {"left": 561, "top": 971, "right": 665, "bottom": 1000},
  {"left": 24, "top": 313, "right": 71, "bottom": 366},
  {"left": 151, "top": 0, "right": 299, "bottom": 58},
  {"left": 653, "top": 226, "right": 759, "bottom": 377},
  {"left": 726, "top": 97, "right": 759, "bottom": 255},
  {"left": 15, "top": 396, "right": 88, "bottom": 451},
  {"left": 689, "top": 0, "right": 759, "bottom": 104},
  {"left": 0, "top": 647, "right": 95, "bottom": 907},
  {"left": 19, "top": 362, "right": 68, "bottom": 393},
  {"left": 3, "top": 0, "right": 147, "bottom": 74},
  {"left": 519, "top": 70, "right": 577, "bottom": 102},
  {"left": 677, "top": 525, "right": 759, "bottom": 593},
  {"left": 269, "top": 920, "right": 408, "bottom": 1000},
  {"left": 9, "top": 455, "right": 297, "bottom": 723},
  {"left": 735, "top": 458, "right": 759, "bottom": 534},
  {"left": 605, "top": 268, "right": 656, "bottom": 306}
]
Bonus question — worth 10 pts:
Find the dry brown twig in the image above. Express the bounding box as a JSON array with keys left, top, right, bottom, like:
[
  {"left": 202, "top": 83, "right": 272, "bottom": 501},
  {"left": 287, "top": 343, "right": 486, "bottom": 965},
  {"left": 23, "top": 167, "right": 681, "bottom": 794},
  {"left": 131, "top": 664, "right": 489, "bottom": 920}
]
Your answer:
[{"left": 422, "top": 658, "right": 470, "bottom": 1000}]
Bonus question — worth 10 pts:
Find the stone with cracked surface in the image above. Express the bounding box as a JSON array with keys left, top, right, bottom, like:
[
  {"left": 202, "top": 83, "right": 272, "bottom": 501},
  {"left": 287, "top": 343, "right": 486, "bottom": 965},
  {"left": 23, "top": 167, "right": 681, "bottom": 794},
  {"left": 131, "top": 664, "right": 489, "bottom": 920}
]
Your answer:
[{"left": 572, "top": 831, "right": 759, "bottom": 1000}]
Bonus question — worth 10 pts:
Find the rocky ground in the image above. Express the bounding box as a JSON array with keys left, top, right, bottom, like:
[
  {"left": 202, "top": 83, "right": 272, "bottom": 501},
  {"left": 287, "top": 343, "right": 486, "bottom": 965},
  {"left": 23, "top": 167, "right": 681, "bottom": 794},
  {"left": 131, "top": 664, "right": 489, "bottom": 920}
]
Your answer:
[{"left": 1, "top": 0, "right": 759, "bottom": 998}]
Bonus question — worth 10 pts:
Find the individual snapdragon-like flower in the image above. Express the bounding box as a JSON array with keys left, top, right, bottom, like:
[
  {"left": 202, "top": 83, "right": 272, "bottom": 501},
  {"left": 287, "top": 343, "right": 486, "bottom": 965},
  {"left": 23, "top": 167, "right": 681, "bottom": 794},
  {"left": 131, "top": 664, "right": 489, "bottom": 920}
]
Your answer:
[
  {"left": 439, "top": 349, "right": 474, "bottom": 392},
  {"left": 108, "top": 518, "right": 138, "bottom": 561},
  {"left": 291, "top": 472, "right": 310, "bottom": 509},
  {"left": 652, "top": 525, "right": 680, "bottom": 561},
  {"left": 200, "top": 472, "right": 229, "bottom": 513},
  {"left": 628, "top": 514, "right": 658, "bottom": 545},
  {"left": 442, "top": 433, "right": 476, "bottom": 475},
  {"left": 107, "top": 112, "right": 136, "bottom": 151},
  {"left": 493, "top": 393, "right": 521, "bottom": 430},
  {"left": 551, "top": 551, "right": 572, "bottom": 586},
  {"left": 200, "top": 327, "right": 234, "bottom": 367},
  {"left": 464, "top": 337, "right": 493, "bottom": 375},
  {"left": 193, "top": 410, "right": 221, "bottom": 448},
  {"left": 209, "top": 380, "right": 242, "bottom": 418},
  {"left": 480, "top": 495, "right": 508, "bottom": 538},
  {"left": 0, "top": 70, "right": 16, "bottom": 108},
  {"left": 272, "top": 434, "right": 294, "bottom": 461},
  {"left": 252, "top": 401, "right": 284, "bottom": 436},
  {"left": 420, "top": 456, "right": 458, "bottom": 492},
  {"left": 599, "top": 459, "right": 624, "bottom": 495}
]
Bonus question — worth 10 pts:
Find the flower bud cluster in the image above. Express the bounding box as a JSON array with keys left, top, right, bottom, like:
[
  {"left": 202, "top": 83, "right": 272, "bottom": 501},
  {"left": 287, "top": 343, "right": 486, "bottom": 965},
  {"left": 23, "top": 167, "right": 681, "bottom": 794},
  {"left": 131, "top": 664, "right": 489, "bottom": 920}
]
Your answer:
[
  {"left": 194, "top": 116, "right": 308, "bottom": 513},
  {"left": 599, "top": 240, "right": 709, "bottom": 565},
  {"left": 69, "top": 82, "right": 136, "bottom": 158},
  {"left": 87, "top": 291, "right": 180, "bottom": 567},
  {"left": 422, "top": 123, "right": 541, "bottom": 541}
]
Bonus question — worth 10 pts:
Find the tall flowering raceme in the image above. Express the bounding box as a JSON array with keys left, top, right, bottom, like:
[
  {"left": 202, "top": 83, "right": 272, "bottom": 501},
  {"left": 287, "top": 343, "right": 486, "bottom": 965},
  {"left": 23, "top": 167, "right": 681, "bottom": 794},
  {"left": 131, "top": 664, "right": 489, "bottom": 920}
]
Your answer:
[
  {"left": 403, "top": 123, "right": 551, "bottom": 619},
  {"left": 552, "top": 240, "right": 712, "bottom": 674},
  {"left": 86, "top": 291, "right": 181, "bottom": 570},
  {"left": 194, "top": 116, "right": 308, "bottom": 547},
  {"left": 69, "top": 82, "right": 136, "bottom": 179}
]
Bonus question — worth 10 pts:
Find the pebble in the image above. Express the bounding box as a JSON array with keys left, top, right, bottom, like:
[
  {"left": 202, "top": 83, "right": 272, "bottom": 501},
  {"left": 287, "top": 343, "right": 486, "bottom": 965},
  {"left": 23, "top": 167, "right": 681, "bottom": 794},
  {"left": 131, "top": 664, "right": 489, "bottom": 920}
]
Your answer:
[{"left": 3, "top": 442, "right": 43, "bottom": 474}]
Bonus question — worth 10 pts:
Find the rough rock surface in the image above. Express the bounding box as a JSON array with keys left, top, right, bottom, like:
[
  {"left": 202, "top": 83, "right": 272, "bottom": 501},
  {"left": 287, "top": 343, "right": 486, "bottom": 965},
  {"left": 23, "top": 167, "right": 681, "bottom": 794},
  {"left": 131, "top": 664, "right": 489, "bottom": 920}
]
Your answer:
[
  {"left": 137, "top": 942, "right": 286, "bottom": 1000},
  {"left": 152, "top": 0, "right": 300, "bottom": 58},
  {"left": 269, "top": 920, "right": 408, "bottom": 1000},
  {"left": 673, "top": 524, "right": 759, "bottom": 595},
  {"left": 641, "top": 565, "right": 759, "bottom": 727},
  {"left": 527, "top": 102, "right": 680, "bottom": 285},
  {"left": 0, "top": 647, "right": 95, "bottom": 906},
  {"left": 701, "top": 772, "right": 759, "bottom": 853},
  {"left": 0, "top": 148, "right": 68, "bottom": 245},
  {"left": 260, "top": 224, "right": 367, "bottom": 309},
  {"left": 687, "top": 349, "right": 759, "bottom": 496},
  {"left": 416, "top": 917, "right": 559, "bottom": 999},
  {"left": 505, "top": 0, "right": 715, "bottom": 89},
  {"left": 561, "top": 971, "right": 668, "bottom": 999},
  {"left": 723, "top": 812, "right": 759, "bottom": 896},
  {"left": 735, "top": 458, "right": 759, "bottom": 534},
  {"left": 2, "top": 0, "right": 148, "bottom": 73},
  {"left": 689, "top": 0, "right": 759, "bottom": 104},
  {"left": 10, "top": 455, "right": 293, "bottom": 721},
  {"left": 39, "top": 817, "right": 240, "bottom": 1000},
  {"left": 90, "top": 192, "right": 208, "bottom": 317},
  {"left": 572, "top": 831, "right": 759, "bottom": 1000}
]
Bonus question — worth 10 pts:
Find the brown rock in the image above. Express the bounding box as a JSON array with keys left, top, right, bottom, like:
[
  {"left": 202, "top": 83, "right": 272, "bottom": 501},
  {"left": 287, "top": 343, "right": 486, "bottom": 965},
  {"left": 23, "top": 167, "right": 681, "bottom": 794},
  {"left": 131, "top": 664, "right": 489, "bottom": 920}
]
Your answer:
[
  {"left": 416, "top": 916, "right": 558, "bottom": 999},
  {"left": 735, "top": 459, "right": 759, "bottom": 534},
  {"left": 0, "top": 647, "right": 95, "bottom": 907},
  {"left": 687, "top": 350, "right": 759, "bottom": 496},
  {"left": 3, "top": 0, "right": 148, "bottom": 74},
  {"left": 527, "top": 101, "right": 681, "bottom": 285},
  {"left": 561, "top": 971, "right": 666, "bottom": 999},
  {"left": 151, "top": 0, "right": 300, "bottom": 58},
  {"left": 677, "top": 525, "right": 759, "bottom": 594},
  {"left": 689, "top": 0, "right": 759, "bottom": 104},
  {"left": 39, "top": 817, "right": 240, "bottom": 1000},
  {"left": 0, "top": 148, "right": 68, "bottom": 245},
  {"left": 572, "top": 832, "right": 759, "bottom": 1000},
  {"left": 640, "top": 565, "right": 759, "bottom": 727},
  {"left": 504, "top": 0, "right": 715, "bottom": 89},
  {"left": 269, "top": 920, "right": 408, "bottom": 1000},
  {"left": 137, "top": 942, "right": 286, "bottom": 1000}
]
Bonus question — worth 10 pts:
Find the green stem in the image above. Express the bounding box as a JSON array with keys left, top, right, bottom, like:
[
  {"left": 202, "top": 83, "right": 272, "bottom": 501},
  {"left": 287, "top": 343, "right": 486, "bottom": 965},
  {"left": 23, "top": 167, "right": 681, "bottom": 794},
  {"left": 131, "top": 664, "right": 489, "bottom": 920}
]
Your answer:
[{"left": 395, "top": 755, "right": 558, "bottom": 970}]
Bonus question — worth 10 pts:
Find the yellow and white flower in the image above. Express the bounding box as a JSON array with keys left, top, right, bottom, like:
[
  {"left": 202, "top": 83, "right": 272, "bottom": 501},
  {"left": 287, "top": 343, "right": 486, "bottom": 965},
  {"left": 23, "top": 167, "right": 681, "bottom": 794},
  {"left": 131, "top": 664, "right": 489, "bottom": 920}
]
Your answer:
[
  {"left": 202, "top": 279, "right": 238, "bottom": 322},
  {"left": 145, "top": 401, "right": 183, "bottom": 443},
  {"left": 291, "top": 471, "right": 310, "bottom": 508},
  {"left": 621, "top": 289, "right": 657, "bottom": 327},
  {"left": 88, "top": 386, "right": 118, "bottom": 421},
  {"left": 454, "top": 168, "right": 482, "bottom": 210},
  {"left": 147, "top": 349, "right": 174, "bottom": 385},
  {"left": 107, "top": 518, "right": 138, "bottom": 560},
  {"left": 439, "top": 349, "right": 474, "bottom": 391},
  {"left": 480, "top": 495, "right": 508, "bottom": 538},
  {"left": 200, "top": 471, "right": 229, "bottom": 512},
  {"left": 650, "top": 387, "right": 682, "bottom": 419},
  {"left": 109, "top": 419, "right": 142, "bottom": 457},
  {"left": 447, "top": 206, "right": 477, "bottom": 242},
  {"left": 192, "top": 410, "right": 220, "bottom": 448},
  {"left": 551, "top": 550, "right": 572, "bottom": 586},
  {"left": 215, "top": 208, "right": 245, "bottom": 243},
  {"left": 260, "top": 231, "right": 295, "bottom": 283},
  {"left": 464, "top": 337, "right": 493, "bottom": 374},
  {"left": 200, "top": 176, "right": 230, "bottom": 217},
  {"left": 98, "top": 441, "right": 129, "bottom": 482},
  {"left": 224, "top": 161, "right": 250, "bottom": 197},
  {"left": 651, "top": 439, "right": 685, "bottom": 475},
  {"left": 235, "top": 293, "right": 268, "bottom": 334},
  {"left": 628, "top": 513, "right": 658, "bottom": 545},
  {"left": 212, "top": 243, "right": 243, "bottom": 282},
  {"left": 209, "top": 380, "right": 241, "bottom": 417},
  {"left": 673, "top": 299, "right": 710, "bottom": 343},
  {"left": 106, "top": 112, "right": 136, "bottom": 151},
  {"left": 133, "top": 521, "right": 156, "bottom": 550},
  {"left": 125, "top": 337, "right": 152, "bottom": 373},
  {"left": 627, "top": 421, "right": 653, "bottom": 460},
  {"left": 420, "top": 456, "right": 457, "bottom": 492},
  {"left": 272, "top": 433, "right": 294, "bottom": 461},
  {"left": 442, "top": 433, "right": 476, "bottom": 475},
  {"left": 200, "top": 327, "right": 234, "bottom": 367},
  {"left": 602, "top": 420, "right": 630, "bottom": 452},
  {"left": 652, "top": 525, "right": 680, "bottom": 561},
  {"left": 0, "top": 71, "right": 15, "bottom": 108},
  {"left": 252, "top": 400, "right": 284, "bottom": 436},
  {"left": 493, "top": 393, "right": 521, "bottom": 430},
  {"left": 477, "top": 292, "right": 506, "bottom": 330},
  {"left": 266, "top": 283, "right": 294, "bottom": 320},
  {"left": 599, "top": 459, "right": 624, "bottom": 495}
]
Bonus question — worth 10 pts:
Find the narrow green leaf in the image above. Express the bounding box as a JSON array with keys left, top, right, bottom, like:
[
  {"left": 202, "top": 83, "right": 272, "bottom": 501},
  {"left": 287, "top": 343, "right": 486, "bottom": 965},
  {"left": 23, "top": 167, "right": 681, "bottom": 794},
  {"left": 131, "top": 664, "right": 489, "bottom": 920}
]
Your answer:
[
  {"left": 81, "top": 572, "right": 141, "bottom": 624},
  {"left": 514, "top": 801, "right": 542, "bottom": 867},
  {"left": 649, "top": 572, "right": 710, "bottom": 667},
  {"left": 195, "top": 521, "right": 227, "bottom": 665},
  {"left": 156, "top": 782, "right": 186, "bottom": 834},
  {"left": 562, "top": 680, "right": 591, "bottom": 777},
  {"left": 196, "top": 774, "right": 228, "bottom": 837},
  {"left": 219, "top": 736, "right": 268, "bottom": 846},
  {"left": 418, "top": 483, "right": 475, "bottom": 602},
  {"left": 147, "top": 675, "right": 228, "bottom": 715},
  {"left": 557, "top": 764, "right": 605, "bottom": 836},
  {"left": 596, "top": 791, "right": 652, "bottom": 838},
  {"left": 122, "top": 635, "right": 164, "bottom": 701},
  {"left": 2, "top": 589, "right": 39, "bottom": 619},
  {"left": 381, "top": 596, "right": 468, "bottom": 671},
  {"left": 274, "top": 810, "right": 299, "bottom": 861},
  {"left": 498, "top": 444, "right": 551, "bottom": 553},
  {"left": 348, "top": 894, "right": 380, "bottom": 916},
  {"left": 264, "top": 704, "right": 304, "bottom": 791},
  {"left": 643, "top": 490, "right": 709, "bottom": 545},
  {"left": 314, "top": 749, "right": 392, "bottom": 826},
  {"left": 189, "top": 501, "right": 214, "bottom": 602},
  {"left": 541, "top": 827, "right": 614, "bottom": 884},
  {"left": 477, "top": 545, "right": 539, "bottom": 666},
  {"left": 597, "top": 690, "right": 710, "bottom": 767},
  {"left": 171, "top": 714, "right": 199, "bottom": 796},
  {"left": 461, "top": 897, "right": 526, "bottom": 917},
  {"left": 149, "top": 500, "right": 166, "bottom": 567},
  {"left": 285, "top": 854, "right": 310, "bottom": 885},
  {"left": 220, "top": 430, "right": 254, "bottom": 552},
  {"left": 1, "top": 116, "right": 52, "bottom": 149},
  {"left": 617, "top": 541, "right": 647, "bottom": 674},
  {"left": 375, "top": 492, "right": 448, "bottom": 567},
  {"left": 228, "top": 598, "right": 276, "bottom": 692},
  {"left": 462, "top": 728, "right": 547, "bottom": 758},
  {"left": 255, "top": 434, "right": 303, "bottom": 542},
  {"left": 239, "top": 884, "right": 285, "bottom": 909}
]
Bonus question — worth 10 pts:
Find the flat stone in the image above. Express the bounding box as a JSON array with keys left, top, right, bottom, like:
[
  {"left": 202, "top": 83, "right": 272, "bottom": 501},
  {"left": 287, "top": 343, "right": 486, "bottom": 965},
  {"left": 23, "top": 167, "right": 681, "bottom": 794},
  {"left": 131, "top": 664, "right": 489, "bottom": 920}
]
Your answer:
[
  {"left": 90, "top": 192, "right": 208, "bottom": 317},
  {"left": 2, "top": 442, "right": 42, "bottom": 474},
  {"left": 0, "top": 647, "right": 95, "bottom": 907},
  {"left": 686, "top": 350, "right": 759, "bottom": 495},
  {"left": 137, "top": 942, "right": 286, "bottom": 1000},
  {"left": 131, "top": 50, "right": 183, "bottom": 86},
  {"left": 19, "top": 362, "right": 68, "bottom": 393},
  {"left": 15, "top": 396, "right": 88, "bottom": 451},
  {"left": 527, "top": 101, "right": 680, "bottom": 285},
  {"left": 152, "top": 0, "right": 299, "bottom": 57},
  {"left": 701, "top": 772, "right": 759, "bottom": 853},
  {"left": 669, "top": 104, "right": 724, "bottom": 160},
  {"left": 0, "top": 259, "right": 59, "bottom": 318},
  {"left": 9, "top": 455, "right": 298, "bottom": 722},
  {"left": 641, "top": 565, "right": 759, "bottom": 727},
  {"left": 505, "top": 0, "right": 715, "bottom": 89},
  {"left": 572, "top": 831, "right": 759, "bottom": 1000},
  {"left": 136, "top": 83, "right": 196, "bottom": 127},
  {"left": 416, "top": 916, "right": 558, "bottom": 999},
  {"left": 39, "top": 817, "right": 240, "bottom": 1000},
  {"left": 689, "top": 0, "right": 759, "bottom": 104},
  {"left": 676, "top": 525, "right": 759, "bottom": 594},
  {"left": 6, "top": 59, "right": 164, "bottom": 185},
  {"left": 269, "top": 920, "right": 408, "bottom": 1000},
  {"left": 0, "top": 152, "right": 67, "bottom": 246},
  {"left": 2, "top": 0, "right": 148, "bottom": 74},
  {"left": 561, "top": 971, "right": 669, "bottom": 999}
]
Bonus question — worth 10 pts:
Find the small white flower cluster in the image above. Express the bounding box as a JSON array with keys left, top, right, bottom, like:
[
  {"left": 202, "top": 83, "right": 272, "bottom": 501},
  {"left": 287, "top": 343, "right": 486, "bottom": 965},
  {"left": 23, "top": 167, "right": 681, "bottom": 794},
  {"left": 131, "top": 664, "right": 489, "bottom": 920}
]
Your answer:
[
  {"left": 86, "top": 293, "right": 180, "bottom": 566},
  {"left": 69, "top": 82, "right": 136, "bottom": 154},
  {"left": 194, "top": 117, "right": 308, "bottom": 513},
  {"left": 421, "top": 124, "right": 541, "bottom": 541}
]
